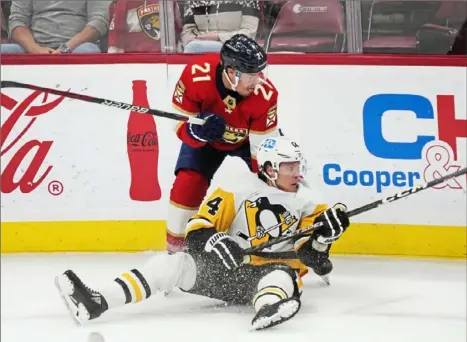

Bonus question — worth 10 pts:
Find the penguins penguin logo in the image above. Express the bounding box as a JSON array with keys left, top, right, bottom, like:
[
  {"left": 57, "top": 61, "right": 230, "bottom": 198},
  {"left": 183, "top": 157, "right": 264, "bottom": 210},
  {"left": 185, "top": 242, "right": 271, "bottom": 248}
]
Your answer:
[{"left": 243, "top": 197, "right": 298, "bottom": 243}]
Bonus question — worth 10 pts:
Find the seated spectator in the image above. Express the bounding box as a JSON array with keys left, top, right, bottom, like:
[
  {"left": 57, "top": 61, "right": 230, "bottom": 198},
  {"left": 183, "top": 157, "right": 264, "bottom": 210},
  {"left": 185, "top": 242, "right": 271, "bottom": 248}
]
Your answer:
[
  {"left": 0, "top": 0, "right": 111, "bottom": 54},
  {"left": 1, "top": 1, "right": 11, "bottom": 43},
  {"left": 1, "top": 9, "right": 6, "bottom": 43},
  {"left": 181, "top": 0, "right": 260, "bottom": 53},
  {"left": 108, "top": 0, "right": 181, "bottom": 53}
]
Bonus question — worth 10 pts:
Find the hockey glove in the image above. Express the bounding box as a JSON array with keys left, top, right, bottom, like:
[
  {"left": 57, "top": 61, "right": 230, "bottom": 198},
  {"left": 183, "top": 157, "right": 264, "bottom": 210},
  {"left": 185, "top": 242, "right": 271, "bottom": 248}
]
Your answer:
[
  {"left": 312, "top": 203, "right": 350, "bottom": 245},
  {"left": 187, "top": 112, "right": 226, "bottom": 143},
  {"left": 205, "top": 232, "right": 244, "bottom": 270}
]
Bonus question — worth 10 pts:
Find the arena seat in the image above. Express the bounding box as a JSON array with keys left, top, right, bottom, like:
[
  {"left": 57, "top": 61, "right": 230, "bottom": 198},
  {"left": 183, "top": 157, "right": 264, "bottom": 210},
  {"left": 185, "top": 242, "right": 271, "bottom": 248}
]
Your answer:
[{"left": 265, "top": 0, "right": 345, "bottom": 53}]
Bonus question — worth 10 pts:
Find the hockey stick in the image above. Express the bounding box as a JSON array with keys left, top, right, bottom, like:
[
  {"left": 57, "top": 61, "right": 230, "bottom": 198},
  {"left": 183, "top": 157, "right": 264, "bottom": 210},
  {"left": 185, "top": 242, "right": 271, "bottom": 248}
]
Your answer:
[
  {"left": 244, "top": 166, "right": 467, "bottom": 256},
  {"left": 0, "top": 80, "right": 205, "bottom": 125}
]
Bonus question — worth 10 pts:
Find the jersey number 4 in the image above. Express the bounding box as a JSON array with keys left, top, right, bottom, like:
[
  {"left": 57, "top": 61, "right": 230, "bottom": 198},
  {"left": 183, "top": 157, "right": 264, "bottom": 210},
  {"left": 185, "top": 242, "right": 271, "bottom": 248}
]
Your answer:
[{"left": 206, "top": 196, "right": 223, "bottom": 215}]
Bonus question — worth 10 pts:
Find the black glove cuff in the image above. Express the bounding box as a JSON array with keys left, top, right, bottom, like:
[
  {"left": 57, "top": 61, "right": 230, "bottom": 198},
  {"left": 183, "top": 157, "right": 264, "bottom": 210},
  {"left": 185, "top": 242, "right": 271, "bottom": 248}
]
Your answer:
[{"left": 185, "top": 227, "right": 217, "bottom": 255}]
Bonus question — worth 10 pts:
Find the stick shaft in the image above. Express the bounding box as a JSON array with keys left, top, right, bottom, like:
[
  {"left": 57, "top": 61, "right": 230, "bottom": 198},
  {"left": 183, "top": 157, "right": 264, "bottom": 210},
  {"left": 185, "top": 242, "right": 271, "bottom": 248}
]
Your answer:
[
  {"left": 0, "top": 80, "right": 205, "bottom": 125},
  {"left": 244, "top": 167, "right": 467, "bottom": 255}
]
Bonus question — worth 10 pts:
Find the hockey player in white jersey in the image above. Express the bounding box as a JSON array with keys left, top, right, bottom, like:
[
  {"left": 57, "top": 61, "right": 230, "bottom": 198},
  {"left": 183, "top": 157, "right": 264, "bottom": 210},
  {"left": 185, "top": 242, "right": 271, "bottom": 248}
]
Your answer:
[{"left": 55, "top": 136, "right": 350, "bottom": 330}]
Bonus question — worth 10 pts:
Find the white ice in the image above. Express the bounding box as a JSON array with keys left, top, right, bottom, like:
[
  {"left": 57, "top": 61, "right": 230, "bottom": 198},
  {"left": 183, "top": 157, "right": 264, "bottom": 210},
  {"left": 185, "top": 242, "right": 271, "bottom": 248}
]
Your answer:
[{"left": 1, "top": 253, "right": 466, "bottom": 342}]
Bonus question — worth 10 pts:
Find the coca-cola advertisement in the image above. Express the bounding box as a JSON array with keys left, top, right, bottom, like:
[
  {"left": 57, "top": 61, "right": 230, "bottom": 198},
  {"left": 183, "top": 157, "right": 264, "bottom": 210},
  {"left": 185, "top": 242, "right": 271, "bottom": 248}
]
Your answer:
[
  {"left": 1, "top": 73, "right": 167, "bottom": 225},
  {"left": 127, "top": 80, "right": 162, "bottom": 201},
  {"left": 1, "top": 90, "right": 65, "bottom": 195}
]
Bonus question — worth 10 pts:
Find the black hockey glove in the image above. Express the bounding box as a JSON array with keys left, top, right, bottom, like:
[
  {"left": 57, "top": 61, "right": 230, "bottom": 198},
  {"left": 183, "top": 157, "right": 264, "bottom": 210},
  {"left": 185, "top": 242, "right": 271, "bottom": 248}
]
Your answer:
[
  {"left": 312, "top": 203, "right": 350, "bottom": 245},
  {"left": 187, "top": 112, "right": 226, "bottom": 143},
  {"left": 205, "top": 232, "right": 244, "bottom": 270}
]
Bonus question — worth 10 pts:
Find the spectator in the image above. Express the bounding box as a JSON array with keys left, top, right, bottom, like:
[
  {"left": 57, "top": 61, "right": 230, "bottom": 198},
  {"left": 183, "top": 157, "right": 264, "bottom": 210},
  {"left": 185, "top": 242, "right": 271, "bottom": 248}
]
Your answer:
[
  {"left": 0, "top": 0, "right": 111, "bottom": 54},
  {"left": 0, "top": 1, "right": 11, "bottom": 43},
  {"left": 181, "top": 0, "right": 260, "bottom": 53},
  {"left": 1, "top": 8, "right": 6, "bottom": 43},
  {"left": 108, "top": 0, "right": 181, "bottom": 53}
]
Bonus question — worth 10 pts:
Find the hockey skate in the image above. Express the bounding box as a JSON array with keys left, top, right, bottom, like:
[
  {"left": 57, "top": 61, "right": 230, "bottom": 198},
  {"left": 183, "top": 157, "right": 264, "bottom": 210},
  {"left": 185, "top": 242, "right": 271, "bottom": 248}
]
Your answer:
[
  {"left": 251, "top": 297, "right": 301, "bottom": 330},
  {"left": 55, "top": 270, "right": 108, "bottom": 325},
  {"left": 309, "top": 242, "right": 333, "bottom": 285},
  {"left": 313, "top": 258, "right": 333, "bottom": 285}
]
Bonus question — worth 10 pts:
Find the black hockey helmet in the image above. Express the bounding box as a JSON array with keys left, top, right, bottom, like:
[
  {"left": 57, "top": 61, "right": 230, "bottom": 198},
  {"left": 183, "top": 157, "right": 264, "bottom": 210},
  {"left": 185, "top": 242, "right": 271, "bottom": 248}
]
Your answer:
[{"left": 220, "top": 34, "right": 267, "bottom": 74}]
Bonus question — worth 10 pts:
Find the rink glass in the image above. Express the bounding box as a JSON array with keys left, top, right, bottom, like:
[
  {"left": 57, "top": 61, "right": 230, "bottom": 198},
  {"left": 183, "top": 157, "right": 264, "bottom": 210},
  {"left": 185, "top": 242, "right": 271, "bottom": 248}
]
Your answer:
[{"left": 2, "top": 0, "right": 463, "bottom": 55}]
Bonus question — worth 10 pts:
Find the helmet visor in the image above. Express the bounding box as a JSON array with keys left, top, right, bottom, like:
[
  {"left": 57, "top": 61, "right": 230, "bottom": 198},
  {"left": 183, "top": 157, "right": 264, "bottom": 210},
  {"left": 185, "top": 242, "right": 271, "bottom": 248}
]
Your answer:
[
  {"left": 277, "top": 158, "right": 307, "bottom": 178},
  {"left": 238, "top": 68, "right": 268, "bottom": 88}
]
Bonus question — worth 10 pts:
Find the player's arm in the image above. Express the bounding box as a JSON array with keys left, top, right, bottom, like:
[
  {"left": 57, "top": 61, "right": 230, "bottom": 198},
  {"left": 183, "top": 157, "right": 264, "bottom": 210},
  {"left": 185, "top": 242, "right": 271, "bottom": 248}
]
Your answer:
[
  {"left": 248, "top": 82, "right": 279, "bottom": 172},
  {"left": 293, "top": 204, "right": 328, "bottom": 252},
  {"left": 172, "top": 62, "right": 226, "bottom": 148},
  {"left": 185, "top": 188, "right": 244, "bottom": 270},
  {"left": 294, "top": 203, "right": 350, "bottom": 267}
]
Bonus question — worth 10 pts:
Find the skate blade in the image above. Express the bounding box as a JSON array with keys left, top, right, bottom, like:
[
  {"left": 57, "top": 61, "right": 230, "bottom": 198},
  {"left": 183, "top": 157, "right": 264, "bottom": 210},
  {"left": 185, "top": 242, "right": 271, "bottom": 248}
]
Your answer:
[
  {"left": 54, "top": 274, "right": 84, "bottom": 326},
  {"left": 320, "top": 275, "right": 330, "bottom": 286},
  {"left": 250, "top": 299, "right": 300, "bottom": 331}
]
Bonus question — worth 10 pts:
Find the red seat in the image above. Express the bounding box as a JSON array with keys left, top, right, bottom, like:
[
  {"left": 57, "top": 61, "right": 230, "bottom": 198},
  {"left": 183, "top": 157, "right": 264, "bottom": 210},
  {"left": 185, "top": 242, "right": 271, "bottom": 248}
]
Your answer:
[
  {"left": 363, "top": 0, "right": 419, "bottom": 54},
  {"left": 265, "top": 0, "right": 345, "bottom": 53},
  {"left": 363, "top": 36, "right": 417, "bottom": 48},
  {"left": 416, "top": 1, "right": 467, "bottom": 54}
]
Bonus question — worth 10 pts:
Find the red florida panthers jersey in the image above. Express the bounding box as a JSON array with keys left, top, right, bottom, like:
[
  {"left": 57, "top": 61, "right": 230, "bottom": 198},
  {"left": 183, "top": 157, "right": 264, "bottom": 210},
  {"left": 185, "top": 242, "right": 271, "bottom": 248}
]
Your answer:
[{"left": 172, "top": 53, "right": 279, "bottom": 169}]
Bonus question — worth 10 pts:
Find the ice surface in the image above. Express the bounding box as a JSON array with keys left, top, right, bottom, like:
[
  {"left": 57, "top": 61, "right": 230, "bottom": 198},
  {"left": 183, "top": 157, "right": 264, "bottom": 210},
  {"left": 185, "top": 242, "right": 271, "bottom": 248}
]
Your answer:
[{"left": 1, "top": 252, "right": 466, "bottom": 342}]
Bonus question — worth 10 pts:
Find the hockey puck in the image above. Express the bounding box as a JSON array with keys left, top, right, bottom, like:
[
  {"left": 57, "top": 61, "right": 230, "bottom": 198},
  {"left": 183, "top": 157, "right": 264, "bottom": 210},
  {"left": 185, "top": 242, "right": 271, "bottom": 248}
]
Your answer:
[{"left": 87, "top": 332, "right": 105, "bottom": 342}]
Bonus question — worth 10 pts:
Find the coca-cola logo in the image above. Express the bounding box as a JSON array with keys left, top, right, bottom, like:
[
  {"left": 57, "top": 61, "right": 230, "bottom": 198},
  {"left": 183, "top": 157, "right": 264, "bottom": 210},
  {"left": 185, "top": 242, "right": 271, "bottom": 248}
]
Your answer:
[
  {"left": 127, "top": 131, "right": 158, "bottom": 150},
  {"left": 1, "top": 90, "right": 65, "bottom": 194}
]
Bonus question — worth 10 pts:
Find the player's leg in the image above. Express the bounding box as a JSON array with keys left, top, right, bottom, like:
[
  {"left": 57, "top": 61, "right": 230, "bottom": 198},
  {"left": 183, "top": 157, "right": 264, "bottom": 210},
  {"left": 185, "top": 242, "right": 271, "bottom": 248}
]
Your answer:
[
  {"left": 225, "top": 263, "right": 302, "bottom": 330},
  {"left": 188, "top": 260, "right": 302, "bottom": 330},
  {"left": 306, "top": 242, "right": 334, "bottom": 285},
  {"left": 55, "top": 252, "right": 197, "bottom": 324},
  {"left": 249, "top": 264, "right": 302, "bottom": 330},
  {"left": 167, "top": 143, "right": 226, "bottom": 253}
]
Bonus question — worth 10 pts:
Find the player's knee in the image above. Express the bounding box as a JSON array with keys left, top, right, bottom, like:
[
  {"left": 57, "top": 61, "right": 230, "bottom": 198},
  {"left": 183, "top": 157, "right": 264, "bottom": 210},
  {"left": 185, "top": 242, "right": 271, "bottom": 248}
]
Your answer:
[
  {"left": 142, "top": 252, "right": 197, "bottom": 292},
  {"left": 170, "top": 169, "right": 209, "bottom": 207},
  {"left": 253, "top": 270, "right": 296, "bottom": 312}
]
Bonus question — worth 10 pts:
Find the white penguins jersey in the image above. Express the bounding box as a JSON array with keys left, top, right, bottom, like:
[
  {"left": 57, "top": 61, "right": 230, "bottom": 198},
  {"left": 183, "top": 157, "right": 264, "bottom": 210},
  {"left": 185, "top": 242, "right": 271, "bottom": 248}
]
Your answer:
[{"left": 185, "top": 175, "right": 328, "bottom": 276}]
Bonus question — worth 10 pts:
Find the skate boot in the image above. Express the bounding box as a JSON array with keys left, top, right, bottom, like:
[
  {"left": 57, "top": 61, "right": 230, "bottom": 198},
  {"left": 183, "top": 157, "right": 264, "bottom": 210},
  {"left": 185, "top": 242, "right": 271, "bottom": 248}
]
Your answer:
[
  {"left": 312, "top": 257, "right": 333, "bottom": 285},
  {"left": 55, "top": 270, "right": 108, "bottom": 325},
  {"left": 309, "top": 241, "right": 333, "bottom": 285},
  {"left": 251, "top": 297, "right": 301, "bottom": 330}
]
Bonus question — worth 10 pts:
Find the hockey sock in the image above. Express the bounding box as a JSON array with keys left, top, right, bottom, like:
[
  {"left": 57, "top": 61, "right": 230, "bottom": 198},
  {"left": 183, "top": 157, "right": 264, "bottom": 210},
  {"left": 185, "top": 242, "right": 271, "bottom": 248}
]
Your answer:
[
  {"left": 252, "top": 270, "right": 295, "bottom": 312},
  {"left": 100, "top": 253, "right": 197, "bottom": 309},
  {"left": 167, "top": 170, "right": 209, "bottom": 252}
]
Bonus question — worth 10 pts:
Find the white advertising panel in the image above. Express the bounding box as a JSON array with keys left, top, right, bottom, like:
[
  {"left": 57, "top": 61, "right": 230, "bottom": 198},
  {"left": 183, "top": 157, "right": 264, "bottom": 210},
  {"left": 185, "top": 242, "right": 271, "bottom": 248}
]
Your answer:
[{"left": 1, "top": 63, "right": 466, "bottom": 228}]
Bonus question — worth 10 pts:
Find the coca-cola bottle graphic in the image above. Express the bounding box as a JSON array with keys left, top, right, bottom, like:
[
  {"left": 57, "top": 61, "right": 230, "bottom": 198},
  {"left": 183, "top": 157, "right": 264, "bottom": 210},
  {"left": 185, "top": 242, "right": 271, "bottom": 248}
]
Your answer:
[{"left": 127, "top": 80, "right": 161, "bottom": 201}]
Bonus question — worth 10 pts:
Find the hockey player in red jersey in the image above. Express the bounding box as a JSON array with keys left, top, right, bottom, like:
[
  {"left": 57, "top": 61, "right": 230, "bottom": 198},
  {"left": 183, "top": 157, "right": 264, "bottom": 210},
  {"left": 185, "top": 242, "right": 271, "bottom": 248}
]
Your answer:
[{"left": 168, "top": 33, "right": 279, "bottom": 252}]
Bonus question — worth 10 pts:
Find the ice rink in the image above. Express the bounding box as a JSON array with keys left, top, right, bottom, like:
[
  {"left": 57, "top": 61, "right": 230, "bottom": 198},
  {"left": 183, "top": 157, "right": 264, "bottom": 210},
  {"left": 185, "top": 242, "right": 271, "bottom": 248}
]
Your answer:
[{"left": 1, "top": 252, "right": 466, "bottom": 342}]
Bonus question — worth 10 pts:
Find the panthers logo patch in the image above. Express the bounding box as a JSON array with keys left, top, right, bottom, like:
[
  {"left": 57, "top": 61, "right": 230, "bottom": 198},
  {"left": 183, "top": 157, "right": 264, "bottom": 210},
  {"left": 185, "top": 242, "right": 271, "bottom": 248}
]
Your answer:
[
  {"left": 222, "top": 125, "right": 248, "bottom": 144},
  {"left": 137, "top": 4, "right": 161, "bottom": 40}
]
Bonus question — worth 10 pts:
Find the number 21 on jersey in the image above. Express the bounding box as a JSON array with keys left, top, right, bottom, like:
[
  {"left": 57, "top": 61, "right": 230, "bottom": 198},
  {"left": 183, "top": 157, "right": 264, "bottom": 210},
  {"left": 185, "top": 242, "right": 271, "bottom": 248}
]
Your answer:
[
  {"left": 192, "top": 63, "right": 211, "bottom": 83},
  {"left": 254, "top": 81, "right": 274, "bottom": 101}
]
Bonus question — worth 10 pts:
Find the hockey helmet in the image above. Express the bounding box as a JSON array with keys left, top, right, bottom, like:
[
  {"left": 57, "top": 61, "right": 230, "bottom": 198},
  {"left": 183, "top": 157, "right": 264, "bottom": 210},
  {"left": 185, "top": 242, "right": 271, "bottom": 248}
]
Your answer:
[
  {"left": 220, "top": 34, "right": 267, "bottom": 74},
  {"left": 257, "top": 136, "right": 307, "bottom": 182}
]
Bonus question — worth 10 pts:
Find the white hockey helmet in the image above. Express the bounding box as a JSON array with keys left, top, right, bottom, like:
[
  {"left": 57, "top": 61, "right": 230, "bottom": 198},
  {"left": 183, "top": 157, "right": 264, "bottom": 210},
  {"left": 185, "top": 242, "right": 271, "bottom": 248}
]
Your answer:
[{"left": 256, "top": 136, "right": 307, "bottom": 181}]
